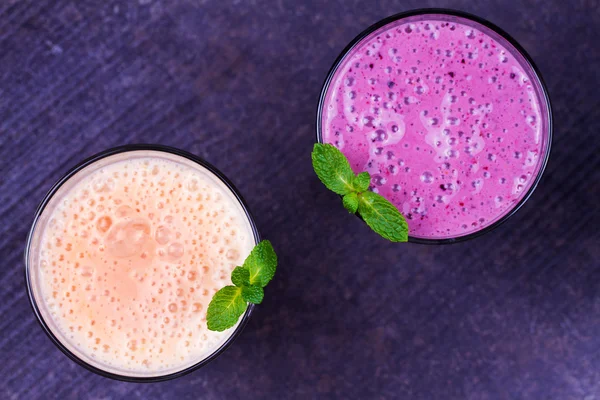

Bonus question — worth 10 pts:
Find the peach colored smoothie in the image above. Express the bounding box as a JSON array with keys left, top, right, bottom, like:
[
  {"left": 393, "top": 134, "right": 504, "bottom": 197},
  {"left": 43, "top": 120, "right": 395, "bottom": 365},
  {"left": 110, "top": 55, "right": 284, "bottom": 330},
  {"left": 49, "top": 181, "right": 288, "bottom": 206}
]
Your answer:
[
  {"left": 320, "top": 14, "right": 551, "bottom": 240},
  {"left": 27, "top": 150, "right": 255, "bottom": 377}
]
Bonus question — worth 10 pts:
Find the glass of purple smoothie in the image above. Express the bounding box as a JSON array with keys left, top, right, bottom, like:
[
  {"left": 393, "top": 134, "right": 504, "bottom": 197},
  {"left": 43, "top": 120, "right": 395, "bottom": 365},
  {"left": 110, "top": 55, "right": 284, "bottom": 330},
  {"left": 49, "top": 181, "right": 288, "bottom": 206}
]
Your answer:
[{"left": 317, "top": 9, "right": 552, "bottom": 244}]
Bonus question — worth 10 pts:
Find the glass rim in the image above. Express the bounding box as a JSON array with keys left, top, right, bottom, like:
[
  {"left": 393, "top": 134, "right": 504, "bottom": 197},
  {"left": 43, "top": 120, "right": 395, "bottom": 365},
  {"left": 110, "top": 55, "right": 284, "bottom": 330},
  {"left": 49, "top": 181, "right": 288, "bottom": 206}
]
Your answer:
[
  {"left": 315, "top": 8, "right": 553, "bottom": 244},
  {"left": 24, "top": 144, "right": 261, "bottom": 382}
]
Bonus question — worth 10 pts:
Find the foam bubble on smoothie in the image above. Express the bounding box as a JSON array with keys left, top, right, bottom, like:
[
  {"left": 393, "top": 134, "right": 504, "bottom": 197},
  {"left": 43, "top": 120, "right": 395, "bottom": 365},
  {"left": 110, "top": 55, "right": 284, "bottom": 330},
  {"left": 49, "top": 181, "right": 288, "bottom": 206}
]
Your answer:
[
  {"left": 322, "top": 17, "right": 548, "bottom": 239},
  {"left": 36, "top": 156, "right": 254, "bottom": 374}
]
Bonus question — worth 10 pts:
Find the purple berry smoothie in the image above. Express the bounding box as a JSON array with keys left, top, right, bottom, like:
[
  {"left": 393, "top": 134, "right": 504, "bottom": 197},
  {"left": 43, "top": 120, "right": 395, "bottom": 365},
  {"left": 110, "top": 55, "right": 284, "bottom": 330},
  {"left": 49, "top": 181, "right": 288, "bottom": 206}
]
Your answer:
[{"left": 320, "top": 13, "right": 551, "bottom": 240}]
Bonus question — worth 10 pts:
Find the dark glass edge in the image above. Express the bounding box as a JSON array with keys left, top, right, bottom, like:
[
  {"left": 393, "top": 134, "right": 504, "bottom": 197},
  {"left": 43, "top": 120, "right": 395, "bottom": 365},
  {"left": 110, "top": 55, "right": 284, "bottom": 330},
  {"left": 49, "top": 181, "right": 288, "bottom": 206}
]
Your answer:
[
  {"left": 24, "top": 144, "right": 261, "bottom": 382},
  {"left": 315, "top": 8, "right": 553, "bottom": 245}
]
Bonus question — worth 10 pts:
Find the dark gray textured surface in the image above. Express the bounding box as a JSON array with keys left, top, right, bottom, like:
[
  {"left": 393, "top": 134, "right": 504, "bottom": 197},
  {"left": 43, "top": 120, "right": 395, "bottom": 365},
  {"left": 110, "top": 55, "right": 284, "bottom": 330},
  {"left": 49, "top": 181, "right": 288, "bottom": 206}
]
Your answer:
[{"left": 1, "top": 0, "right": 599, "bottom": 399}]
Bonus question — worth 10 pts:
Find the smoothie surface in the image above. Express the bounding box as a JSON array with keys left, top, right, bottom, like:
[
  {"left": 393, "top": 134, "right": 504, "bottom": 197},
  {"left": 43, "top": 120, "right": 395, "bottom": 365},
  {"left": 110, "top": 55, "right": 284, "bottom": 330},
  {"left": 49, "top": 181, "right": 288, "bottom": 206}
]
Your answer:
[{"left": 321, "top": 16, "right": 549, "bottom": 239}]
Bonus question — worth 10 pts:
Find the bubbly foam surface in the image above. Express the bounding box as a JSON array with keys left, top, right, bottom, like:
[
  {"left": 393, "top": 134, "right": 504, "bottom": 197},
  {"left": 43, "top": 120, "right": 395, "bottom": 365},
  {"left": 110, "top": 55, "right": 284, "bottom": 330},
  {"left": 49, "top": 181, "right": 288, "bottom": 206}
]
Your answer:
[
  {"left": 322, "top": 17, "right": 549, "bottom": 239},
  {"left": 33, "top": 154, "right": 254, "bottom": 375}
]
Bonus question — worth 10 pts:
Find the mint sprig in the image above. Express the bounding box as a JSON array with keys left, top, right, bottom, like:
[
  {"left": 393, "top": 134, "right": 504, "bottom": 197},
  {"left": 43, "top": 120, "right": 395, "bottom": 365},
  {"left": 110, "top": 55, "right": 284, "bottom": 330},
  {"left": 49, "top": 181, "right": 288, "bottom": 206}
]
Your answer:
[
  {"left": 311, "top": 143, "right": 408, "bottom": 242},
  {"left": 205, "top": 286, "right": 247, "bottom": 332},
  {"left": 358, "top": 190, "right": 408, "bottom": 242},
  {"left": 207, "top": 240, "right": 277, "bottom": 332},
  {"left": 343, "top": 192, "right": 359, "bottom": 214},
  {"left": 311, "top": 142, "right": 362, "bottom": 195}
]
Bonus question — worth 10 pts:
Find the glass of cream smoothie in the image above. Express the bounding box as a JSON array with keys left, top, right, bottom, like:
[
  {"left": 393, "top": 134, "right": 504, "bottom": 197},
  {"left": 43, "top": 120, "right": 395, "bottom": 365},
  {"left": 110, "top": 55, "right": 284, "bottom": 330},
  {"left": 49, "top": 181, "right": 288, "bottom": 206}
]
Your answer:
[
  {"left": 317, "top": 9, "right": 552, "bottom": 243},
  {"left": 25, "top": 145, "right": 259, "bottom": 381}
]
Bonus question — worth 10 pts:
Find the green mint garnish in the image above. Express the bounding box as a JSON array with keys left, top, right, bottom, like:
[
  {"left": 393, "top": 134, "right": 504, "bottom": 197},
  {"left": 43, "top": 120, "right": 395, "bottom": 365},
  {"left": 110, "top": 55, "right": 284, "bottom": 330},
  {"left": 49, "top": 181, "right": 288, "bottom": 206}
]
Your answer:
[
  {"left": 354, "top": 172, "right": 371, "bottom": 192},
  {"left": 206, "top": 286, "right": 246, "bottom": 332},
  {"left": 241, "top": 285, "right": 264, "bottom": 304},
  {"left": 342, "top": 192, "right": 359, "bottom": 214},
  {"left": 207, "top": 240, "right": 277, "bottom": 332},
  {"left": 311, "top": 142, "right": 360, "bottom": 195},
  {"left": 311, "top": 143, "right": 408, "bottom": 242},
  {"left": 244, "top": 239, "right": 277, "bottom": 287},
  {"left": 231, "top": 266, "right": 250, "bottom": 287},
  {"left": 358, "top": 190, "right": 408, "bottom": 242}
]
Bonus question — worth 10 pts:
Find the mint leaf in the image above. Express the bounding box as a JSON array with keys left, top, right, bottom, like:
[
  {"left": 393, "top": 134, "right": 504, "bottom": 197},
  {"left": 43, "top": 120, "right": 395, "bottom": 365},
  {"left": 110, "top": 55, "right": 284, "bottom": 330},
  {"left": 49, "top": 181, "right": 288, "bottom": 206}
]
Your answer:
[
  {"left": 354, "top": 172, "right": 371, "bottom": 192},
  {"left": 312, "top": 142, "right": 409, "bottom": 242},
  {"left": 206, "top": 286, "right": 247, "bottom": 332},
  {"left": 311, "top": 143, "right": 357, "bottom": 195},
  {"left": 342, "top": 192, "right": 358, "bottom": 214},
  {"left": 241, "top": 285, "right": 264, "bottom": 304},
  {"left": 207, "top": 240, "right": 278, "bottom": 331},
  {"left": 357, "top": 191, "right": 409, "bottom": 242},
  {"left": 244, "top": 240, "right": 277, "bottom": 287},
  {"left": 231, "top": 266, "right": 250, "bottom": 287}
]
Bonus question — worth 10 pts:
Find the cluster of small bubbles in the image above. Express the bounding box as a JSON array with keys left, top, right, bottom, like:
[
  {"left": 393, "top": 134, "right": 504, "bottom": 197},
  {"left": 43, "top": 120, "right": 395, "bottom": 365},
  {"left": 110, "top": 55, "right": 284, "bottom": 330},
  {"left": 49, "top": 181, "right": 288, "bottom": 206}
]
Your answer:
[
  {"left": 371, "top": 129, "right": 387, "bottom": 142},
  {"left": 448, "top": 117, "right": 460, "bottom": 126},
  {"left": 445, "top": 183, "right": 457, "bottom": 192},
  {"left": 420, "top": 171, "right": 434, "bottom": 184},
  {"left": 93, "top": 178, "right": 115, "bottom": 193},
  {"left": 362, "top": 116, "right": 375, "bottom": 127},
  {"left": 404, "top": 96, "right": 418, "bottom": 105},
  {"left": 446, "top": 149, "right": 458, "bottom": 159},
  {"left": 372, "top": 175, "right": 386, "bottom": 186}
]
